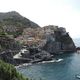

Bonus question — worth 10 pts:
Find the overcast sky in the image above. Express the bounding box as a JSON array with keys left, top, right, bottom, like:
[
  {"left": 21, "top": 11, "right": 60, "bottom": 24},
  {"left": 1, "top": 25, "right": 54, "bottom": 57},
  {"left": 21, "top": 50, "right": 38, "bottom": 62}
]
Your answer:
[{"left": 0, "top": 0, "right": 80, "bottom": 38}]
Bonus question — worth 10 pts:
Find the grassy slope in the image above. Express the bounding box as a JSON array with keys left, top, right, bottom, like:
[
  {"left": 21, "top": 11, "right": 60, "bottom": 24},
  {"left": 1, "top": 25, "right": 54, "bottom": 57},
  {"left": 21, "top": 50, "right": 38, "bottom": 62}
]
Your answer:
[{"left": 0, "top": 60, "right": 29, "bottom": 80}]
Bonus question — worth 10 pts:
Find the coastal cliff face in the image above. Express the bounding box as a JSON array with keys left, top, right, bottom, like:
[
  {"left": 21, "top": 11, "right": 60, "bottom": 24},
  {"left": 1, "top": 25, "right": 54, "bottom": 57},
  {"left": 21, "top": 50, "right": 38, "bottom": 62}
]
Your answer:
[
  {"left": 42, "top": 26, "right": 76, "bottom": 54},
  {"left": 0, "top": 11, "right": 76, "bottom": 65}
]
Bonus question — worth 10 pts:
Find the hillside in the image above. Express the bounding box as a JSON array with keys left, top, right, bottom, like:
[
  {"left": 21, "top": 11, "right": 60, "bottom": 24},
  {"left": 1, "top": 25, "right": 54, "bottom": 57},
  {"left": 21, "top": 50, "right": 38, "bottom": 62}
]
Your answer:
[
  {"left": 0, "top": 60, "right": 29, "bottom": 80},
  {"left": 0, "top": 11, "right": 76, "bottom": 66},
  {"left": 0, "top": 11, "right": 40, "bottom": 37}
]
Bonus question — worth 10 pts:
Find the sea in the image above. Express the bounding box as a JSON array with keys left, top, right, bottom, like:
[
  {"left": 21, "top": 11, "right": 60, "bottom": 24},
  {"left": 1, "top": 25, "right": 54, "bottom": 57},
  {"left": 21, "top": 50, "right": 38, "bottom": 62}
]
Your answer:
[{"left": 17, "top": 38, "right": 80, "bottom": 80}]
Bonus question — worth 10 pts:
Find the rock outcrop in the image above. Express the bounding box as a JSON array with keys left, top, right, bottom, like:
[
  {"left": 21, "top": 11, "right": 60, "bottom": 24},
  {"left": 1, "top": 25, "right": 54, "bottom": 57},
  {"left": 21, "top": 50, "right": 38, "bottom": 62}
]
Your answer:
[
  {"left": 15, "top": 47, "right": 53, "bottom": 64},
  {"left": 0, "top": 50, "right": 16, "bottom": 65},
  {"left": 42, "top": 26, "right": 76, "bottom": 54}
]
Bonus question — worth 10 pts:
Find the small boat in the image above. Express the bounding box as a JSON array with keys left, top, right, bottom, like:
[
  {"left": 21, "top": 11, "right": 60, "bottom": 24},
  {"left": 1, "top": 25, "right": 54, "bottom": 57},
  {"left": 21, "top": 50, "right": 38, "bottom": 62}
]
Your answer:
[{"left": 75, "top": 74, "right": 80, "bottom": 79}]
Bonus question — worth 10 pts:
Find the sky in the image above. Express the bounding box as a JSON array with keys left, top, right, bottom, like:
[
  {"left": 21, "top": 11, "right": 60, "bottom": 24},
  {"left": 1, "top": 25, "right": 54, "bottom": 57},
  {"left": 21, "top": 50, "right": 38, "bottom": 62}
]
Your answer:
[{"left": 0, "top": 0, "right": 80, "bottom": 38}]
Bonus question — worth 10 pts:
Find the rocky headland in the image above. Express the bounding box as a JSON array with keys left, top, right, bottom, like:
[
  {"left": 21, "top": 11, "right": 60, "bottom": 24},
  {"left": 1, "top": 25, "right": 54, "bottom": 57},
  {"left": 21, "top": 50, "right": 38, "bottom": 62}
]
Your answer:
[{"left": 0, "top": 11, "right": 76, "bottom": 66}]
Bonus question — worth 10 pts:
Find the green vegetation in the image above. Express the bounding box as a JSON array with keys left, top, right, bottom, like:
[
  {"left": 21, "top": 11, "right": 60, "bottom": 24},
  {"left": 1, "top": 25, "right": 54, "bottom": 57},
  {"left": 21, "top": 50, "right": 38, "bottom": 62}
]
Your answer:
[
  {"left": 0, "top": 17, "right": 24, "bottom": 37},
  {"left": 0, "top": 60, "right": 29, "bottom": 80},
  {"left": 0, "top": 28, "right": 21, "bottom": 51},
  {"left": 0, "top": 26, "right": 6, "bottom": 35}
]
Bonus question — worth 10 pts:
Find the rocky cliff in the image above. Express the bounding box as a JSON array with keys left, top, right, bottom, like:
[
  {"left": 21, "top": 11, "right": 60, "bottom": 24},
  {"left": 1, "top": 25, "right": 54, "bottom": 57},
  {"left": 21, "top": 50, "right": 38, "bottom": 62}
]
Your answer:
[
  {"left": 0, "top": 11, "right": 76, "bottom": 65},
  {"left": 42, "top": 26, "right": 76, "bottom": 54}
]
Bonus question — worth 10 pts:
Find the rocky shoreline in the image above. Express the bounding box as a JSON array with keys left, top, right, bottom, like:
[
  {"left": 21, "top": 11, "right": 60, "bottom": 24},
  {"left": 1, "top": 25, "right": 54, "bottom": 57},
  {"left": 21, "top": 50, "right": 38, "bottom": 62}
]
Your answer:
[
  {"left": 15, "top": 58, "right": 63, "bottom": 69},
  {"left": 0, "top": 45, "right": 76, "bottom": 66}
]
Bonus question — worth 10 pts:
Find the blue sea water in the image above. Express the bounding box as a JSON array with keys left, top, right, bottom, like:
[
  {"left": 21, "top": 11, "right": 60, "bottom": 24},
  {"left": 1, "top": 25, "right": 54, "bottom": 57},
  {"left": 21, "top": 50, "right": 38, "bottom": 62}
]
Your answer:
[{"left": 17, "top": 39, "right": 80, "bottom": 80}]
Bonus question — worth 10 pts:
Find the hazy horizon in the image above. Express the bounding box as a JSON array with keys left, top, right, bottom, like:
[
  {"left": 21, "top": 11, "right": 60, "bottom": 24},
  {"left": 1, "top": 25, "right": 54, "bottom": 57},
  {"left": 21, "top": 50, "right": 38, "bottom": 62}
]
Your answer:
[{"left": 0, "top": 0, "right": 80, "bottom": 38}]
